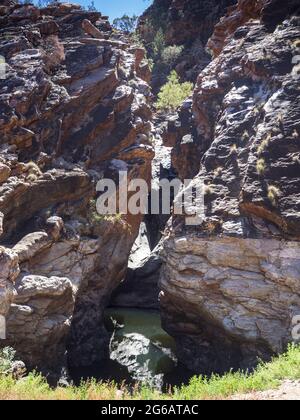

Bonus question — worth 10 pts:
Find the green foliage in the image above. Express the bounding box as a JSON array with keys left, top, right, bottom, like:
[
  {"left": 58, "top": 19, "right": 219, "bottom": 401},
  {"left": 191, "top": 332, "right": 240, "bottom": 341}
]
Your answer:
[
  {"left": 161, "top": 45, "right": 184, "bottom": 68},
  {"left": 147, "top": 57, "right": 154, "bottom": 71},
  {"left": 143, "top": 2, "right": 169, "bottom": 34},
  {"left": 155, "top": 71, "right": 193, "bottom": 112},
  {"left": 88, "top": 200, "right": 124, "bottom": 226},
  {"left": 152, "top": 29, "right": 166, "bottom": 59},
  {"left": 0, "top": 347, "right": 16, "bottom": 375},
  {"left": 88, "top": 199, "right": 106, "bottom": 224},
  {"left": 174, "top": 344, "right": 300, "bottom": 400},
  {"left": 130, "top": 32, "right": 144, "bottom": 48},
  {"left": 113, "top": 15, "right": 138, "bottom": 33},
  {"left": 0, "top": 345, "right": 300, "bottom": 400}
]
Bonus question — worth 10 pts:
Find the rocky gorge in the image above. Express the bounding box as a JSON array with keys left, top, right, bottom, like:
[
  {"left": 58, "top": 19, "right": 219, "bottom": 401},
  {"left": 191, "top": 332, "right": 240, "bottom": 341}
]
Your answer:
[
  {"left": 0, "top": 0, "right": 154, "bottom": 378},
  {"left": 0, "top": 0, "right": 300, "bottom": 387}
]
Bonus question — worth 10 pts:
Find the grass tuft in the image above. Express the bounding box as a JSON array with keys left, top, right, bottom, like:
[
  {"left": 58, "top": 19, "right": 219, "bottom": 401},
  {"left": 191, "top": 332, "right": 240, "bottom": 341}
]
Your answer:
[
  {"left": 257, "top": 133, "right": 271, "bottom": 156},
  {"left": 213, "top": 167, "right": 223, "bottom": 177},
  {"left": 256, "top": 158, "right": 266, "bottom": 175},
  {"left": 267, "top": 185, "right": 281, "bottom": 206}
]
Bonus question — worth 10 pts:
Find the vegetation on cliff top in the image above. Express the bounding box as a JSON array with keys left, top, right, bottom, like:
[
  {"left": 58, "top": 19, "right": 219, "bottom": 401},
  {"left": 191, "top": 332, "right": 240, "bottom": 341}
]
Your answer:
[{"left": 0, "top": 345, "right": 299, "bottom": 400}]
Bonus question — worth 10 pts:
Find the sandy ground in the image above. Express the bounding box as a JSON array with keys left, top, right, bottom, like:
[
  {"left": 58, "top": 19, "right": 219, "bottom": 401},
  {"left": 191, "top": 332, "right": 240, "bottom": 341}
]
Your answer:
[{"left": 229, "top": 380, "right": 300, "bottom": 400}]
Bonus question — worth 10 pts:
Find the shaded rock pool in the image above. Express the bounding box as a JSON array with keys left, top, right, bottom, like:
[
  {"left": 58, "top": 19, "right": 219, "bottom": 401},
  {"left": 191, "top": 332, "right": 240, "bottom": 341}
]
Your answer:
[{"left": 71, "top": 308, "right": 195, "bottom": 390}]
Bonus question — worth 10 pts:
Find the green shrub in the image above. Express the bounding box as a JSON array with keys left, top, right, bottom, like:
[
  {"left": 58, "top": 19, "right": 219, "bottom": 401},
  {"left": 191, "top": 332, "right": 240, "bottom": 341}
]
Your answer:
[
  {"left": 152, "top": 28, "right": 166, "bottom": 59},
  {"left": 161, "top": 45, "right": 184, "bottom": 68},
  {"left": 155, "top": 71, "right": 193, "bottom": 112},
  {"left": 88, "top": 199, "right": 126, "bottom": 227},
  {"left": 130, "top": 32, "right": 144, "bottom": 48},
  {"left": 257, "top": 133, "right": 271, "bottom": 155},
  {"left": 0, "top": 347, "right": 16, "bottom": 375}
]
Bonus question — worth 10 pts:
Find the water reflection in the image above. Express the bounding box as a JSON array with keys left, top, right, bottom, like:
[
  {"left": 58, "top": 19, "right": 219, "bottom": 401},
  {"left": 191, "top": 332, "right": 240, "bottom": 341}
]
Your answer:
[
  {"left": 71, "top": 308, "right": 195, "bottom": 390},
  {"left": 105, "top": 308, "right": 177, "bottom": 389}
]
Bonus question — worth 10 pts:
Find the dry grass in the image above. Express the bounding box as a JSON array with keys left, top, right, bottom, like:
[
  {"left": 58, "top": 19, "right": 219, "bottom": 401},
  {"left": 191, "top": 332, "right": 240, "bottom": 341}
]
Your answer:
[
  {"left": 256, "top": 158, "right": 266, "bottom": 175},
  {"left": 213, "top": 167, "right": 223, "bottom": 177},
  {"left": 204, "top": 185, "right": 213, "bottom": 195},
  {"left": 230, "top": 144, "right": 237, "bottom": 155},
  {"left": 267, "top": 185, "right": 281, "bottom": 206},
  {"left": 257, "top": 133, "right": 271, "bottom": 156}
]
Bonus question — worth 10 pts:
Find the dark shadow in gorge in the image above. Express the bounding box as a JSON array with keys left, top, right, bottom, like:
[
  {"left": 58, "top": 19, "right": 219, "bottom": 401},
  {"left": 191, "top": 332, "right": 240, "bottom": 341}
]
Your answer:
[{"left": 69, "top": 307, "right": 197, "bottom": 391}]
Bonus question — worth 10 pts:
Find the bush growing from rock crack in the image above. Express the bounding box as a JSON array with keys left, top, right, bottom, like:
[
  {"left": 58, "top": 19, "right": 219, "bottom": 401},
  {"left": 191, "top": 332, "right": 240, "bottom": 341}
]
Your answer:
[
  {"left": 267, "top": 185, "right": 281, "bottom": 206},
  {"left": 256, "top": 158, "right": 266, "bottom": 175},
  {"left": 155, "top": 71, "right": 193, "bottom": 112}
]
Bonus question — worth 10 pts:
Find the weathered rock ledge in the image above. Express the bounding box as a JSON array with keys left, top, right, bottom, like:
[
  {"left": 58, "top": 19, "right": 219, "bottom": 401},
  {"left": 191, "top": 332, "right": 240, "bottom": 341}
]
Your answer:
[
  {"left": 159, "top": 0, "right": 300, "bottom": 373},
  {"left": 160, "top": 235, "right": 300, "bottom": 373},
  {"left": 0, "top": 1, "right": 153, "bottom": 376}
]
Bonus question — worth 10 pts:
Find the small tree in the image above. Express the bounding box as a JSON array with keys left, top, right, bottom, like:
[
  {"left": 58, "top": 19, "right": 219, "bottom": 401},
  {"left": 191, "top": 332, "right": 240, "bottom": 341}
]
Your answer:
[
  {"left": 155, "top": 71, "right": 193, "bottom": 112},
  {"left": 161, "top": 45, "right": 184, "bottom": 68},
  {"left": 152, "top": 28, "right": 165, "bottom": 59},
  {"left": 113, "top": 15, "right": 138, "bottom": 33}
]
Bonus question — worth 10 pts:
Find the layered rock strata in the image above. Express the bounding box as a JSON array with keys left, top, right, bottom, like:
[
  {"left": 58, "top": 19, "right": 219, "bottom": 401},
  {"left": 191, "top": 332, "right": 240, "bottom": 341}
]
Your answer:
[
  {"left": 138, "top": 0, "right": 236, "bottom": 84},
  {"left": 0, "top": 2, "right": 153, "bottom": 374},
  {"left": 159, "top": 0, "right": 300, "bottom": 373}
]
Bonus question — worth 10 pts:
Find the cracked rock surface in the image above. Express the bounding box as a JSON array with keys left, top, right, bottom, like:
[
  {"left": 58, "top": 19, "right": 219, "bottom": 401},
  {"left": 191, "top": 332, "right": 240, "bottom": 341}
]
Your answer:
[
  {"left": 0, "top": 1, "right": 153, "bottom": 375},
  {"left": 159, "top": 0, "right": 300, "bottom": 373}
]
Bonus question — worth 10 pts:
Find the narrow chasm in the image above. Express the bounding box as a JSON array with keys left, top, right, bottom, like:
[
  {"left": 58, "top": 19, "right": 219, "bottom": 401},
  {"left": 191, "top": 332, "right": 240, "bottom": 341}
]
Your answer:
[
  {"left": 70, "top": 219, "right": 196, "bottom": 390},
  {"left": 1, "top": 0, "right": 300, "bottom": 396}
]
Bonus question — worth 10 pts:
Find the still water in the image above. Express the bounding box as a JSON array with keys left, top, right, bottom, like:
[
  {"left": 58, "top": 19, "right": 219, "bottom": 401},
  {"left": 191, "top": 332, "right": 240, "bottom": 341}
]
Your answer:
[
  {"left": 105, "top": 308, "right": 177, "bottom": 389},
  {"left": 71, "top": 308, "right": 195, "bottom": 390}
]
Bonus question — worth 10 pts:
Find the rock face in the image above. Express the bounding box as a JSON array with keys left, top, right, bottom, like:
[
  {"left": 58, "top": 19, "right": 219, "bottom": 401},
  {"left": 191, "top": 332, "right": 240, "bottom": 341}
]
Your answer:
[
  {"left": 138, "top": 0, "right": 236, "bottom": 84},
  {"left": 159, "top": 0, "right": 300, "bottom": 373},
  {"left": 111, "top": 124, "right": 174, "bottom": 311},
  {"left": 0, "top": 2, "right": 153, "bottom": 374},
  {"left": 111, "top": 223, "right": 162, "bottom": 310},
  {"left": 161, "top": 236, "right": 300, "bottom": 373}
]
